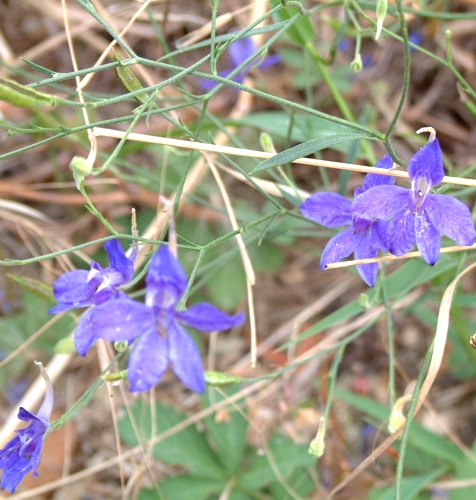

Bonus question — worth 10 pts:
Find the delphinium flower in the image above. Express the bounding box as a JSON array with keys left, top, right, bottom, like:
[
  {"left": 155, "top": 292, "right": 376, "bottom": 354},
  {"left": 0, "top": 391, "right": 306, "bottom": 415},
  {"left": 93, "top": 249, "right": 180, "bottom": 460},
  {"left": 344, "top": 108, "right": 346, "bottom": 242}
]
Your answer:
[
  {"left": 200, "top": 36, "right": 280, "bottom": 91},
  {"left": 49, "top": 239, "right": 136, "bottom": 355},
  {"left": 300, "top": 155, "right": 395, "bottom": 287},
  {"left": 85, "top": 246, "right": 245, "bottom": 393},
  {"left": 353, "top": 137, "right": 476, "bottom": 265},
  {"left": 0, "top": 361, "right": 53, "bottom": 493}
]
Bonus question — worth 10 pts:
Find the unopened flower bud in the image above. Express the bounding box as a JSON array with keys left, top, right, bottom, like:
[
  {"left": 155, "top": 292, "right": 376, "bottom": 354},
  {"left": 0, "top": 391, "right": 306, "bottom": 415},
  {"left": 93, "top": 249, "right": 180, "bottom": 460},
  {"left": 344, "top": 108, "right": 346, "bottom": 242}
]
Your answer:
[
  {"left": 114, "top": 340, "right": 128, "bottom": 352},
  {"left": 260, "top": 132, "right": 277, "bottom": 154},
  {"left": 388, "top": 393, "right": 413, "bottom": 433},
  {"left": 351, "top": 54, "right": 363, "bottom": 73},
  {"left": 70, "top": 156, "right": 93, "bottom": 178},
  {"left": 308, "top": 417, "right": 326, "bottom": 458}
]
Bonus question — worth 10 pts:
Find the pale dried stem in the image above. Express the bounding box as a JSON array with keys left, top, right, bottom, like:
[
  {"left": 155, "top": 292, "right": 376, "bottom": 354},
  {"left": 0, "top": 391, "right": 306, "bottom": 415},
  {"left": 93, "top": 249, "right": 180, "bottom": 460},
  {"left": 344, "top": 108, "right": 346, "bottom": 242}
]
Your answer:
[
  {"left": 92, "top": 128, "right": 476, "bottom": 188},
  {"left": 205, "top": 154, "right": 257, "bottom": 366}
]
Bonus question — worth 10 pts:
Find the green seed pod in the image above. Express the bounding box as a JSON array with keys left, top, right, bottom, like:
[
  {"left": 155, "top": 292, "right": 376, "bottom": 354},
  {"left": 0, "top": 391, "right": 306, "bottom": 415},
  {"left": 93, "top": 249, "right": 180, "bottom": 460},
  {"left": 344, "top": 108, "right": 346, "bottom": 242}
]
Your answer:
[
  {"left": 205, "top": 371, "right": 242, "bottom": 387},
  {"left": 103, "top": 370, "right": 128, "bottom": 382},
  {"left": 351, "top": 54, "right": 363, "bottom": 73},
  {"left": 0, "top": 78, "right": 57, "bottom": 108},
  {"left": 114, "top": 52, "right": 148, "bottom": 104},
  {"left": 308, "top": 417, "right": 326, "bottom": 458},
  {"left": 375, "top": 0, "right": 388, "bottom": 40}
]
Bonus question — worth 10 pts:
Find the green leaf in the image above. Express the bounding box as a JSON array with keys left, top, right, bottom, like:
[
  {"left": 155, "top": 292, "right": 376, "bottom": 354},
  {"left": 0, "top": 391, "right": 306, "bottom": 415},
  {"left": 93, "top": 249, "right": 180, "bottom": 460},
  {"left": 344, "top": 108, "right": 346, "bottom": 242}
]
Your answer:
[
  {"left": 237, "top": 434, "right": 314, "bottom": 490},
  {"left": 7, "top": 274, "right": 55, "bottom": 302},
  {"left": 335, "top": 389, "right": 464, "bottom": 464},
  {"left": 450, "top": 441, "right": 476, "bottom": 500},
  {"left": 206, "top": 255, "right": 246, "bottom": 310},
  {"left": 204, "top": 388, "right": 249, "bottom": 475},
  {"left": 248, "top": 240, "right": 285, "bottom": 272},
  {"left": 139, "top": 477, "right": 226, "bottom": 500},
  {"left": 271, "top": 0, "right": 315, "bottom": 46},
  {"left": 119, "top": 400, "right": 225, "bottom": 480},
  {"left": 370, "top": 466, "right": 448, "bottom": 500},
  {"left": 251, "top": 134, "right": 371, "bottom": 174}
]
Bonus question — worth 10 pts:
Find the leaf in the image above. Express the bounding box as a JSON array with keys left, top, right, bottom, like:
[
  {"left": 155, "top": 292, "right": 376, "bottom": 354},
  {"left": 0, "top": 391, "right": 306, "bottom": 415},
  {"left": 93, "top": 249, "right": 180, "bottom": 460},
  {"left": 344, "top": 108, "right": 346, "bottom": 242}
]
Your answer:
[
  {"left": 250, "top": 134, "right": 371, "bottom": 174},
  {"left": 119, "top": 400, "right": 225, "bottom": 480},
  {"left": 204, "top": 388, "right": 249, "bottom": 475},
  {"left": 139, "top": 477, "right": 226, "bottom": 500},
  {"left": 335, "top": 389, "right": 464, "bottom": 464},
  {"left": 237, "top": 434, "right": 314, "bottom": 490},
  {"left": 271, "top": 0, "right": 315, "bottom": 46},
  {"left": 449, "top": 441, "right": 476, "bottom": 500},
  {"left": 7, "top": 274, "right": 55, "bottom": 302},
  {"left": 370, "top": 466, "right": 448, "bottom": 500},
  {"left": 206, "top": 255, "right": 246, "bottom": 310}
]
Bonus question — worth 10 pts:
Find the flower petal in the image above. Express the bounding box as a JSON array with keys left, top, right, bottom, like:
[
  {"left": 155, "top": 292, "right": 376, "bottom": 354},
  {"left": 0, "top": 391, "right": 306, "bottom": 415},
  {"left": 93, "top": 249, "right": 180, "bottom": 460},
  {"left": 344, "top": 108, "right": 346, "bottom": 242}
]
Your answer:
[
  {"left": 426, "top": 194, "right": 476, "bottom": 246},
  {"left": 320, "top": 227, "right": 354, "bottom": 269},
  {"left": 88, "top": 298, "right": 155, "bottom": 344},
  {"left": 73, "top": 308, "right": 97, "bottom": 356},
  {"left": 146, "top": 246, "right": 187, "bottom": 307},
  {"left": 229, "top": 37, "right": 256, "bottom": 68},
  {"left": 128, "top": 329, "right": 168, "bottom": 392},
  {"left": 362, "top": 155, "right": 395, "bottom": 191},
  {"left": 177, "top": 304, "right": 244, "bottom": 332},
  {"left": 300, "top": 192, "right": 352, "bottom": 228},
  {"left": 408, "top": 139, "right": 444, "bottom": 186},
  {"left": 352, "top": 185, "right": 409, "bottom": 220},
  {"left": 387, "top": 208, "right": 415, "bottom": 256},
  {"left": 104, "top": 239, "right": 134, "bottom": 283},
  {"left": 353, "top": 229, "right": 380, "bottom": 287},
  {"left": 168, "top": 322, "right": 205, "bottom": 393},
  {"left": 51, "top": 270, "right": 90, "bottom": 306},
  {"left": 415, "top": 211, "right": 441, "bottom": 265}
]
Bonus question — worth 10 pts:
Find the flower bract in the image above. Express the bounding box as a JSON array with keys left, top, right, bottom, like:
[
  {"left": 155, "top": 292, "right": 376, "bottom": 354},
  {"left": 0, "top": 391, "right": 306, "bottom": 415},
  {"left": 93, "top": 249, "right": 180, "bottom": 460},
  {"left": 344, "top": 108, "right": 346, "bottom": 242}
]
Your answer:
[
  {"left": 87, "top": 246, "right": 245, "bottom": 393},
  {"left": 300, "top": 155, "right": 394, "bottom": 286},
  {"left": 353, "top": 140, "right": 476, "bottom": 265},
  {"left": 0, "top": 362, "right": 53, "bottom": 493},
  {"left": 49, "top": 239, "right": 135, "bottom": 355}
]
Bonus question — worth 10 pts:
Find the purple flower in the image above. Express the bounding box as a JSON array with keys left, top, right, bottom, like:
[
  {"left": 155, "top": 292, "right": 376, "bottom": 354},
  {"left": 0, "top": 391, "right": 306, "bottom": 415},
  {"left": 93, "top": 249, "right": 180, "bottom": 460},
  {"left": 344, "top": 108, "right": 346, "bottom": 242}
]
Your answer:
[
  {"left": 353, "top": 139, "right": 476, "bottom": 264},
  {"left": 86, "top": 246, "right": 245, "bottom": 393},
  {"left": 200, "top": 36, "right": 280, "bottom": 91},
  {"left": 0, "top": 362, "right": 53, "bottom": 493},
  {"left": 49, "top": 239, "right": 136, "bottom": 356},
  {"left": 300, "top": 155, "right": 395, "bottom": 287}
]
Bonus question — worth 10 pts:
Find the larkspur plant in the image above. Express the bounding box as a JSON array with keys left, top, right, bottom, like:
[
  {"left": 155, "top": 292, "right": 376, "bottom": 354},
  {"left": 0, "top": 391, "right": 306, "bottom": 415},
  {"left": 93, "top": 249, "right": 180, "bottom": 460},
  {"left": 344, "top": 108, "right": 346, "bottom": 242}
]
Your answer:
[
  {"left": 49, "top": 239, "right": 136, "bottom": 355},
  {"left": 300, "top": 155, "right": 395, "bottom": 287},
  {"left": 200, "top": 35, "right": 280, "bottom": 91},
  {"left": 50, "top": 244, "right": 244, "bottom": 393},
  {"left": 302, "top": 136, "right": 476, "bottom": 286},
  {"left": 353, "top": 137, "right": 476, "bottom": 265},
  {"left": 0, "top": 362, "right": 53, "bottom": 493}
]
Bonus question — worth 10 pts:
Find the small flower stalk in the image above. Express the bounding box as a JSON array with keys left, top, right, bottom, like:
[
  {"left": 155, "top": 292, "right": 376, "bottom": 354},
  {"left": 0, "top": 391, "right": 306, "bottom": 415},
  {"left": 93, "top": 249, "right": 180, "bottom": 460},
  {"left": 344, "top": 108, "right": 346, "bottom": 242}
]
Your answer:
[{"left": 0, "top": 362, "right": 53, "bottom": 493}]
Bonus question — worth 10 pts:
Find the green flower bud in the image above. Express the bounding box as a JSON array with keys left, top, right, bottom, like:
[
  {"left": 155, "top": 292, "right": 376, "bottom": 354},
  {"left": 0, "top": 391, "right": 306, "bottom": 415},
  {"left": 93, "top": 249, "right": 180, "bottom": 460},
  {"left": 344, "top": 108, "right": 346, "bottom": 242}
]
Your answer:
[
  {"left": 375, "top": 0, "right": 388, "bottom": 41},
  {"left": 114, "top": 340, "right": 129, "bottom": 352},
  {"left": 259, "top": 132, "right": 277, "bottom": 154},
  {"left": 351, "top": 54, "right": 363, "bottom": 73},
  {"left": 308, "top": 417, "right": 326, "bottom": 458},
  {"left": 69, "top": 156, "right": 93, "bottom": 178},
  {"left": 205, "top": 371, "right": 242, "bottom": 387}
]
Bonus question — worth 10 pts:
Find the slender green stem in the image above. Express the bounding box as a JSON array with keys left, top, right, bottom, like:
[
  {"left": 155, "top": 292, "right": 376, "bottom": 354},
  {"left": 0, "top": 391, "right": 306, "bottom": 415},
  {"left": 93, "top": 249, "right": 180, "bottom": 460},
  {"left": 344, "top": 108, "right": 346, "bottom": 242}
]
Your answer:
[
  {"left": 394, "top": 336, "right": 434, "bottom": 500},
  {"left": 384, "top": 0, "right": 411, "bottom": 144}
]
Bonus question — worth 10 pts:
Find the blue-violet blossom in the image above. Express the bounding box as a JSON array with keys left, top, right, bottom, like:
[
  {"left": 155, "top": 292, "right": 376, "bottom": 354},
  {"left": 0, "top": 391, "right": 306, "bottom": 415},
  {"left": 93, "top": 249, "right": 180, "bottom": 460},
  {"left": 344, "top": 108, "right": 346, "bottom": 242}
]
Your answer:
[
  {"left": 200, "top": 36, "right": 280, "bottom": 91},
  {"left": 353, "top": 139, "right": 476, "bottom": 265},
  {"left": 49, "top": 239, "right": 136, "bottom": 356},
  {"left": 86, "top": 246, "right": 245, "bottom": 393},
  {"left": 300, "top": 155, "right": 395, "bottom": 287},
  {"left": 0, "top": 362, "right": 53, "bottom": 493}
]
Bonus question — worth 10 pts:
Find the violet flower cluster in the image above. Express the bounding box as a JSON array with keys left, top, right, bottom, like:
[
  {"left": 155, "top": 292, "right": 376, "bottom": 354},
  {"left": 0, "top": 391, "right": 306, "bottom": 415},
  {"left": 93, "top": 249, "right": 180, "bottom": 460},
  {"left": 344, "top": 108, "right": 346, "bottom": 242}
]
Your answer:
[
  {"left": 0, "top": 362, "right": 53, "bottom": 493},
  {"left": 50, "top": 244, "right": 244, "bottom": 393},
  {"left": 300, "top": 138, "right": 475, "bottom": 286}
]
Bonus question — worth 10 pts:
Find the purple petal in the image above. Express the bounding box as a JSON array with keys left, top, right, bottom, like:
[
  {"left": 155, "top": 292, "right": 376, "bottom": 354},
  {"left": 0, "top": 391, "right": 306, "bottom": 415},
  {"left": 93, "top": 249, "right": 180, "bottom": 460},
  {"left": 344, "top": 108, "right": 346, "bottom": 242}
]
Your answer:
[
  {"left": 177, "top": 304, "right": 244, "bottom": 332},
  {"left": 128, "top": 329, "right": 168, "bottom": 392},
  {"left": 168, "top": 322, "right": 205, "bottom": 393},
  {"left": 374, "top": 220, "right": 391, "bottom": 251},
  {"left": 49, "top": 300, "right": 91, "bottom": 314},
  {"left": 362, "top": 155, "right": 395, "bottom": 191},
  {"left": 146, "top": 246, "right": 187, "bottom": 307},
  {"left": 387, "top": 208, "right": 415, "bottom": 256},
  {"left": 353, "top": 185, "right": 410, "bottom": 220},
  {"left": 408, "top": 139, "right": 444, "bottom": 186},
  {"left": 300, "top": 192, "right": 352, "bottom": 228},
  {"left": 353, "top": 229, "right": 380, "bottom": 287},
  {"left": 104, "top": 239, "right": 134, "bottom": 283},
  {"left": 414, "top": 211, "right": 441, "bottom": 265},
  {"left": 88, "top": 298, "right": 155, "bottom": 343},
  {"left": 320, "top": 227, "right": 354, "bottom": 269},
  {"left": 74, "top": 308, "right": 97, "bottom": 356},
  {"left": 51, "top": 270, "right": 90, "bottom": 305},
  {"left": 229, "top": 37, "right": 256, "bottom": 67},
  {"left": 426, "top": 194, "right": 476, "bottom": 246}
]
